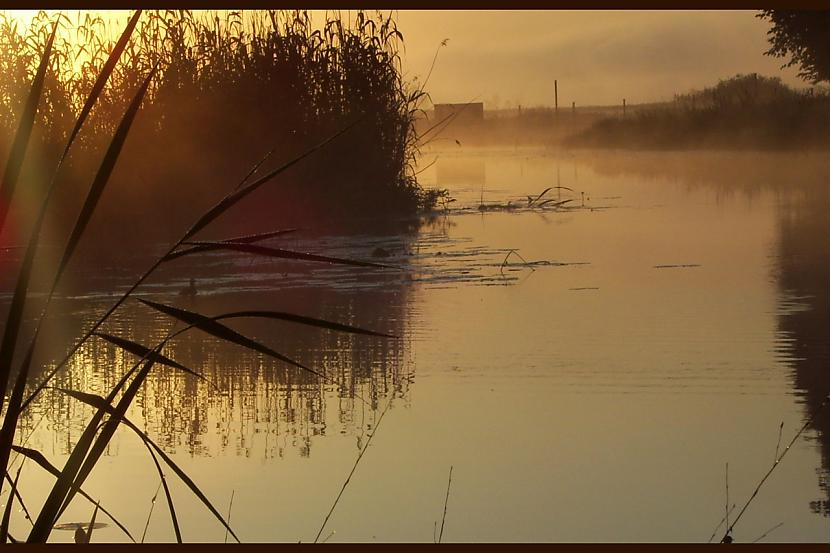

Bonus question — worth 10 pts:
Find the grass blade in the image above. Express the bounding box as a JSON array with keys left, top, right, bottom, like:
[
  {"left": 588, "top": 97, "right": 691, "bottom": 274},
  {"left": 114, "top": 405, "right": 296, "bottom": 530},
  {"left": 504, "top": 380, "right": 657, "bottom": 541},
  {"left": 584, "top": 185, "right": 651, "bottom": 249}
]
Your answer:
[
  {"left": 0, "top": 466, "right": 21, "bottom": 543},
  {"left": 94, "top": 332, "right": 217, "bottom": 390},
  {"left": 57, "top": 388, "right": 182, "bottom": 542},
  {"left": 0, "top": 11, "right": 142, "bottom": 413},
  {"left": 314, "top": 396, "right": 394, "bottom": 543},
  {"left": 4, "top": 471, "right": 32, "bottom": 526},
  {"left": 62, "top": 11, "right": 142, "bottom": 160},
  {"left": 55, "top": 389, "right": 237, "bottom": 543},
  {"left": 140, "top": 444, "right": 181, "bottom": 543},
  {"left": 0, "top": 341, "right": 37, "bottom": 502},
  {"left": 54, "top": 65, "right": 157, "bottom": 283},
  {"left": 528, "top": 187, "right": 552, "bottom": 207},
  {"left": 537, "top": 198, "right": 572, "bottom": 208},
  {"left": 27, "top": 354, "right": 146, "bottom": 542},
  {"left": 50, "top": 354, "right": 161, "bottom": 532},
  {"left": 164, "top": 228, "right": 300, "bottom": 261},
  {"left": 52, "top": 388, "right": 183, "bottom": 541},
  {"left": 9, "top": 445, "right": 134, "bottom": 542},
  {"left": 180, "top": 241, "right": 391, "bottom": 269},
  {"left": 137, "top": 299, "right": 326, "bottom": 380},
  {"left": 140, "top": 480, "right": 163, "bottom": 543},
  {"left": 0, "top": 21, "right": 57, "bottom": 233},
  {"left": 0, "top": 21, "right": 58, "bottom": 412},
  {"left": 214, "top": 310, "right": 395, "bottom": 338},
  {"left": 182, "top": 117, "right": 363, "bottom": 241},
  {"left": 76, "top": 502, "right": 99, "bottom": 544}
]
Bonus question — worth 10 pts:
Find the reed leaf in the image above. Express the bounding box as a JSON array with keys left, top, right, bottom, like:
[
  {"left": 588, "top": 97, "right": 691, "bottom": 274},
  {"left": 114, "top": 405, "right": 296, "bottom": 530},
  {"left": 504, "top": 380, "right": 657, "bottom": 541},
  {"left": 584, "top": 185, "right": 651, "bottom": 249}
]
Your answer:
[
  {"left": 94, "top": 332, "right": 216, "bottom": 390},
  {"left": 0, "top": 21, "right": 56, "bottom": 234},
  {"left": 61, "top": 10, "right": 142, "bottom": 160},
  {"left": 79, "top": 503, "right": 99, "bottom": 544},
  {"left": 0, "top": 12, "right": 142, "bottom": 412},
  {"left": 27, "top": 354, "right": 146, "bottom": 542},
  {"left": 54, "top": 64, "right": 157, "bottom": 283},
  {"left": 537, "top": 198, "right": 572, "bottom": 208},
  {"left": 0, "top": 21, "right": 58, "bottom": 412},
  {"left": 214, "top": 310, "right": 395, "bottom": 338},
  {"left": 4, "top": 471, "right": 32, "bottom": 526},
  {"left": 56, "top": 387, "right": 182, "bottom": 542},
  {"left": 0, "top": 466, "right": 21, "bottom": 543},
  {"left": 51, "top": 354, "right": 161, "bottom": 531},
  {"left": 181, "top": 117, "right": 363, "bottom": 241},
  {"left": 137, "top": 299, "right": 325, "bottom": 380},
  {"left": 9, "top": 445, "right": 134, "bottom": 542},
  {"left": 528, "top": 187, "right": 552, "bottom": 206},
  {"left": 0, "top": 65, "right": 154, "bottom": 500},
  {"left": 139, "top": 441, "right": 181, "bottom": 543},
  {"left": 180, "top": 241, "right": 390, "bottom": 269},
  {"left": 55, "top": 389, "right": 238, "bottom": 543},
  {"left": 164, "top": 228, "right": 299, "bottom": 262},
  {"left": 0, "top": 341, "right": 37, "bottom": 502}
]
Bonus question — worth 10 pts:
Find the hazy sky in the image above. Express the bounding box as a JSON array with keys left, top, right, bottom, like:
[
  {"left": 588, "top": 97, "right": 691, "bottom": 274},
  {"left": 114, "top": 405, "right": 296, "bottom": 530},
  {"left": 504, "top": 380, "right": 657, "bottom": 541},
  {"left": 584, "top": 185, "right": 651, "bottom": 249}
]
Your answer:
[
  {"left": 394, "top": 10, "right": 804, "bottom": 107},
  {"left": 6, "top": 10, "right": 806, "bottom": 108}
]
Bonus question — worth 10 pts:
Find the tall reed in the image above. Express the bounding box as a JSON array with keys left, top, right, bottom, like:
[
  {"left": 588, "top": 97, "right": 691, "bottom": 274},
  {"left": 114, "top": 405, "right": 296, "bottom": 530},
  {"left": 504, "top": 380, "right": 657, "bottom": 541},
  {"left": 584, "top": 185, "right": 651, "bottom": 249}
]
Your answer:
[{"left": 0, "top": 10, "right": 433, "bottom": 258}]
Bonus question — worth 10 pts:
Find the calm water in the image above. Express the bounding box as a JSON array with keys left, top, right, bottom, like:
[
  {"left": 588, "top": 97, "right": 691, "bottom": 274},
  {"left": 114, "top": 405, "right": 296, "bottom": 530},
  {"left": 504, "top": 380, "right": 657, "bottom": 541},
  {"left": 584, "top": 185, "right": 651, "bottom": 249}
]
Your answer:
[{"left": 4, "top": 148, "right": 830, "bottom": 542}]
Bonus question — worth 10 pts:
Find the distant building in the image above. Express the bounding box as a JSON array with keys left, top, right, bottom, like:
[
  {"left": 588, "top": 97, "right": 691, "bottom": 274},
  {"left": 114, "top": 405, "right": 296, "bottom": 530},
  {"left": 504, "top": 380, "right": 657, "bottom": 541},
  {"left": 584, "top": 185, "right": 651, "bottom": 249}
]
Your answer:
[{"left": 433, "top": 102, "right": 484, "bottom": 126}]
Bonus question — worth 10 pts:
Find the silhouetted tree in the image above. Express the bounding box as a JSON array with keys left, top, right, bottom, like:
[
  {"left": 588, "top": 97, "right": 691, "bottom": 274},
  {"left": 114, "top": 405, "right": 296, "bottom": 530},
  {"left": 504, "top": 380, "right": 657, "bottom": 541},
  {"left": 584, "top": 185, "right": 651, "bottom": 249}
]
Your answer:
[{"left": 758, "top": 10, "right": 830, "bottom": 83}]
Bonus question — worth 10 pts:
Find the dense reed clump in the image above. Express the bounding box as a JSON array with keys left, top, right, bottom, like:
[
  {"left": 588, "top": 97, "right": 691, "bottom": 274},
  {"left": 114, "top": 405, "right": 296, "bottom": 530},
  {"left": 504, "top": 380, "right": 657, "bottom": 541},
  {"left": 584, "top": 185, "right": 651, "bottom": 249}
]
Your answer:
[
  {"left": 565, "top": 74, "right": 830, "bottom": 150},
  {"left": 0, "top": 10, "right": 432, "bottom": 255}
]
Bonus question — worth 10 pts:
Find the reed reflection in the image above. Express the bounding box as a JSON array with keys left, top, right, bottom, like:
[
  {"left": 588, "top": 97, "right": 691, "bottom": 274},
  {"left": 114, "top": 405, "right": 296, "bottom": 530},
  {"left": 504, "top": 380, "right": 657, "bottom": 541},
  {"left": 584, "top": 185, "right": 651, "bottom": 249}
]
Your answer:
[
  {"left": 18, "top": 243, "right": 415, "bottom": 460},
  {"left": 580, "top": 150, "right": 830, "bottom": 515}
]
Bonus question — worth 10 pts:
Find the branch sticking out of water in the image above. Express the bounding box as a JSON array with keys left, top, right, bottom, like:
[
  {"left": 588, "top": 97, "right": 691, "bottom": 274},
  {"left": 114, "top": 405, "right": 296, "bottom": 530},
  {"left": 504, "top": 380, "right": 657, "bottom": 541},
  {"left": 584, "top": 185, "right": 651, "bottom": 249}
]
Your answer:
[
  {"left": 439, "top": 466, "right": 453, "bottom": 543},
  {"left": 314, "top": 396, "right": 394, "bottom": 543},
  {"left": 721, "top": 395, "right": 830, "bottom": 542}
]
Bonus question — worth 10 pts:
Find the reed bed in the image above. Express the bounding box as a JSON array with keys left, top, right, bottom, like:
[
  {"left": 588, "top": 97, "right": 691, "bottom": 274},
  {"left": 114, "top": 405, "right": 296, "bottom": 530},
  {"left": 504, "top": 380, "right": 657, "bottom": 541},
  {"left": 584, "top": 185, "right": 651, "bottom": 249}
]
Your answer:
[
  {"left": 0, "top": 9, "right": 402, "bottom": 542},
  {"left": 0, "top": 10, "right": 433, "bottom": 255}
]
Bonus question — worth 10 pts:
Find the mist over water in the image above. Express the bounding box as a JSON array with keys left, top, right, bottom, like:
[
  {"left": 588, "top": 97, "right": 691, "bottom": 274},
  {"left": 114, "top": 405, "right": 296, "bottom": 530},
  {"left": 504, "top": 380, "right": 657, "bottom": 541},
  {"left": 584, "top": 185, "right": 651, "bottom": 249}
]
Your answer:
[
  {"left": 4, "top": 146, "right": 829, "bottom": 542},
  {"left": 2, "top": 9, "right": 830, "bottom": 544}
]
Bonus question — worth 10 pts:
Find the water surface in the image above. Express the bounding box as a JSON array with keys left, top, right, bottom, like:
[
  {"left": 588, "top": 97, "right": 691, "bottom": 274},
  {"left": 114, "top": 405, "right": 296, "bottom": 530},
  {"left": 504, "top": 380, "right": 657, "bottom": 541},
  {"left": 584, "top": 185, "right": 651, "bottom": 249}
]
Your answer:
[{"left": 5, "top": 148, "right": 830, "bottom": 543}]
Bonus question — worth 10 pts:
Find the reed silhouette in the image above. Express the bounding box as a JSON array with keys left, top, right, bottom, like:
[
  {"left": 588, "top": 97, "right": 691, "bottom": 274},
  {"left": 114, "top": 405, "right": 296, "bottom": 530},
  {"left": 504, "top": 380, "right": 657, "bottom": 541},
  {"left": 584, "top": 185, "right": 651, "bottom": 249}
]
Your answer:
[
  {"left": 0, "top": 10, "right": 434, "bottom": 259},
  {"left": 0, "top": 9, "right": 407, "bottom": 542}
]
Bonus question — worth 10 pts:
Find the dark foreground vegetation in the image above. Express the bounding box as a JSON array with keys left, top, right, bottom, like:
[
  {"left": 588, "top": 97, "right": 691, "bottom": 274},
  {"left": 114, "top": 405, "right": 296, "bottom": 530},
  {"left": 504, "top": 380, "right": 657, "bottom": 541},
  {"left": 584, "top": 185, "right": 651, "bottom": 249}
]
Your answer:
[
  {"left": 0, "top": 10, "right": 434, "bottom": 259},
  {"left": 0, "top": 10, "right": 402, "bottom": 542},
  {"left": 565, "top": 74, "right": 830, "bottom": 150}
]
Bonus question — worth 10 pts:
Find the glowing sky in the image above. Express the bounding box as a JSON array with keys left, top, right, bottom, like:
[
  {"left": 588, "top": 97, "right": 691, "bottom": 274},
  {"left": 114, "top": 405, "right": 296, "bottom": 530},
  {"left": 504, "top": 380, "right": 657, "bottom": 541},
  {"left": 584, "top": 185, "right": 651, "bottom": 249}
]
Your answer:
[
  {"left": 4, "top": 10, "right": 805, "bottom": 108},
  {"left": 395, "top": 10, "right": 804, "bottom": 107}
]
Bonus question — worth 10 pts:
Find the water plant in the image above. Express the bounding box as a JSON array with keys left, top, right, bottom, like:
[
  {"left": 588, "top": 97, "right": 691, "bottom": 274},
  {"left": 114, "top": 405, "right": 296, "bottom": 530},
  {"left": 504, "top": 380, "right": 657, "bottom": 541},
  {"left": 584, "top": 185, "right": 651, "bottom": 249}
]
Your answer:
[
  {"left": 0, "top": 9, "right": 402, "bottom": 543},
  {"left": 0, "top": 10, "right": 436, "bottom": 255}
]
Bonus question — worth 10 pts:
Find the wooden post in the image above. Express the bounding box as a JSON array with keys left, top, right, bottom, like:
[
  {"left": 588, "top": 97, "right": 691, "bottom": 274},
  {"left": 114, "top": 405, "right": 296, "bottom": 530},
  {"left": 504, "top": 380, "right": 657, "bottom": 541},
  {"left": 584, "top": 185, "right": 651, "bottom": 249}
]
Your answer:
[
  {"left": 623, "top": 98, "right": 626, "bottom": 117},
  {"left": 554, "top": 79, "right": 558, "bottom": 115},
  {"left": 572, "top": 101, "right": 575, "bottom": 116}
]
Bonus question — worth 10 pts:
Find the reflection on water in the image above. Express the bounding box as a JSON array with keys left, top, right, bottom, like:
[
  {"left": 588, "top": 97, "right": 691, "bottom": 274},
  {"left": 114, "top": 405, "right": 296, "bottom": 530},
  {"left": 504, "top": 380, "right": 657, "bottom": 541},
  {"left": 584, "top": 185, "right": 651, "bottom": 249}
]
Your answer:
[
  {"left": 5, "top": 148, "right": 830, "bottom": 542},
  {"left": 572, "top": 149, "right": 830, "bottom": 522},
  {"left": 777, "top": 180, "right": 830, "bottom": 517},
  {"left": 20, "top": 267, "right": 415, "bottom": 459}
]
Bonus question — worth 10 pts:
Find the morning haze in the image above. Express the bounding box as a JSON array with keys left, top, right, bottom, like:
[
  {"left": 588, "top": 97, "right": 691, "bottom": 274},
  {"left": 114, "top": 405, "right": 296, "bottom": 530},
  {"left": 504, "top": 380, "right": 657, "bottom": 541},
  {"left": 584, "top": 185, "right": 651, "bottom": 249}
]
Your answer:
[
  {"left": 397, "top": 10, "right": 805, "bottom": 107},
  {"left": 0, "top": 9, "right": 829, "bottom": 545}
]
